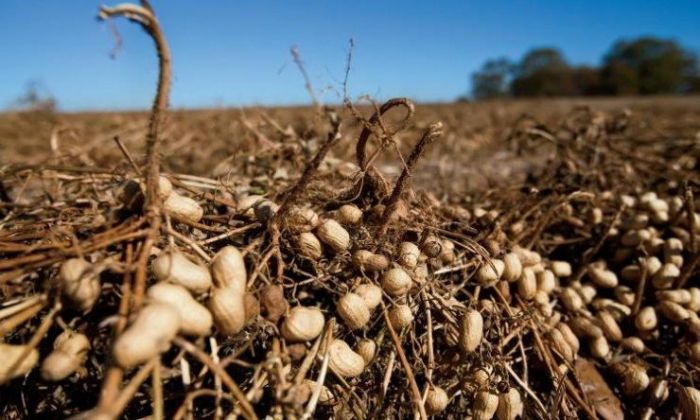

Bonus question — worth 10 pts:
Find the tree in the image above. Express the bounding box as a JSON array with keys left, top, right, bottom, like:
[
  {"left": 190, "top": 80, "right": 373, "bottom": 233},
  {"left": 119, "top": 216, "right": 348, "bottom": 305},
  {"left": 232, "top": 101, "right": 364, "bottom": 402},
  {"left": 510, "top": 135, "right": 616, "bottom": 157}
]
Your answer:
[
  {"left": 601, "top": 37, "right": 699, "bottom": 94},
  {"left": 510, "top": 48, "right": 576, "bottom": 97},
  {"left": 471, "top": 58, "right": 513, "bottom": 100},
  {"left": 600, "top": 62, "right": 639, "bottom": 95},
  {"left": 572, "top": 66, "right": 603, "bottom": 96},
  {"left": 468, "top": 37, "right": 700, "bottom": 98},
  {"left": 687, "top": 74, "right": 700, "bottom": 93},
  {"left": 518, "top": 48, "right": 568, "bottom": 77}
]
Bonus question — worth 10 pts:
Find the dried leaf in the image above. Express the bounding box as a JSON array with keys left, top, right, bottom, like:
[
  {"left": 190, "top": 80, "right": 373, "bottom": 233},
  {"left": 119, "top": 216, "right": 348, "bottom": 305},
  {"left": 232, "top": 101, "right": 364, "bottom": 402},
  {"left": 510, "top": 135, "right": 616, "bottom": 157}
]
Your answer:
[{"left": 575, "top": 358, "right": 624, "bottom": 420}]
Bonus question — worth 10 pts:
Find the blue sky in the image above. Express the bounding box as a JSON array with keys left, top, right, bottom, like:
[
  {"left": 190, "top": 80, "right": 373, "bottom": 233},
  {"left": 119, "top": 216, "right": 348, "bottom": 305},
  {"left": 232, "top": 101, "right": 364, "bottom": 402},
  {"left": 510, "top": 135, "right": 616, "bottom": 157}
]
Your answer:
[{"left": 1, "top": 1, "right": 698, "bottom": 111}]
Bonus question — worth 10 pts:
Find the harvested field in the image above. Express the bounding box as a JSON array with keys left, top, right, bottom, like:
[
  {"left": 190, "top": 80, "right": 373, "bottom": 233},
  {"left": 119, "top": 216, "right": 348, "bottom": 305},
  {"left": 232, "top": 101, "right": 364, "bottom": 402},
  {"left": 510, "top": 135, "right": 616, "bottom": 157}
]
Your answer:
[
  {"left": 1, "top": 3, "right": 700, "bottom": 420},
  {"left": 2, "top": 94, "right": 699, "bottom": 419}
]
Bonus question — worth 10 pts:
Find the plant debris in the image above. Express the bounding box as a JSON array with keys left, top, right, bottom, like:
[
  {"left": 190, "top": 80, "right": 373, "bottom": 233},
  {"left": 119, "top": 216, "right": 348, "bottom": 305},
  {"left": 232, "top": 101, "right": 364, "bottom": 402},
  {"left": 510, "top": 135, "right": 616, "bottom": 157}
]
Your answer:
[{"left": 0, "top": 2, "right": 699, "bottom": 419}]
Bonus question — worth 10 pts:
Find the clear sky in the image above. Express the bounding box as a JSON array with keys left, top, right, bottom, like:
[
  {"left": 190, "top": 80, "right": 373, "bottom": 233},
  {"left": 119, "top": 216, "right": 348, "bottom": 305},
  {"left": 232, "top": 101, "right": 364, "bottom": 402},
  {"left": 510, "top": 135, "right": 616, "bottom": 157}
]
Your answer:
[{"left": 1, "top": 1, "right": 699, "bottom": 111}]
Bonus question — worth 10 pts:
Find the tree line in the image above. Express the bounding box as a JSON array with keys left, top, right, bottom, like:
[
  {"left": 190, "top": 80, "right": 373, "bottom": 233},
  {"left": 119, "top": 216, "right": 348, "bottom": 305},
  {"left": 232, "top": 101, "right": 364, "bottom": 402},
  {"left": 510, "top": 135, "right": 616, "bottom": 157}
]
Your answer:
[{"left": 469, "top": 37, "right": 700, "bottom": 100}]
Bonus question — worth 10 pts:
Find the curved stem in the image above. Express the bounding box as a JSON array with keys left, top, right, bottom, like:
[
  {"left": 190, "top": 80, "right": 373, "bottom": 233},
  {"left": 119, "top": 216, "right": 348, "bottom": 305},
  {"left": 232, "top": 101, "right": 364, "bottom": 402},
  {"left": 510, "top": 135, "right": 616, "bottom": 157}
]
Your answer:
[
  {"left": 377, "top": 121, "right": 443, "bottom": 235},
  {"left": 355, "top": 98, "right": 415, "bottom": 170},
  {"left": 98, "top": 3, "right": 171, "bottom": 308}
]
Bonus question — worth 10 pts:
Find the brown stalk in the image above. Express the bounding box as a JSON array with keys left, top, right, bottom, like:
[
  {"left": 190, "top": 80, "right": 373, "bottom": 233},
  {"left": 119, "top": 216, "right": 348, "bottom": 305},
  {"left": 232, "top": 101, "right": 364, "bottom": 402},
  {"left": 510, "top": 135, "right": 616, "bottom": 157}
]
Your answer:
[
  {"left": 97, "top": 242, "right": 135, "bottom": 409},
  {"left": 98, "top": 1, "right": 171, "bottom": 308},
  {"left": 290, "top": 46, "right": 320, "bottom": 108},
  {"left": 301, "top": 319, "right": 335, "bottom": 420},
  {"left": 91, "top": 3, "right": 171, "bottom": 416},
  {"left": 382, "top": 304, "right": 428, "bottom": 420},
  {"left": 151, "top": 357, "right": 164, "bottom": 420},
  {"left": 676, "top": 184, "right": 697, "bottom": 288},
  {"left": 173, "top": 337, "right": 259, "bottom": 420},
  {"left": 4, "top": 303, "right": 60, "bottom": 379},
  {"left": 172, "top": 389, "right": 236, "bottom": 420},
  {"left": 0, "top": 295, "right": 47, "bottom": 336},
  {"left": 76, "top": 359, "right": 158, "bottom": 420}
]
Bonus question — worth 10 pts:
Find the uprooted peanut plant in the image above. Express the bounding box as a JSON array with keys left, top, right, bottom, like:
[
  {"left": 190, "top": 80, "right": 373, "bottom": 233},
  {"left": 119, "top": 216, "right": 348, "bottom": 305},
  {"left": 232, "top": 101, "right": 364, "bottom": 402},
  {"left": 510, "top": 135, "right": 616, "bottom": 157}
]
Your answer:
[{"left": 1, "top": 2, "right": 699, "bottom": 420}]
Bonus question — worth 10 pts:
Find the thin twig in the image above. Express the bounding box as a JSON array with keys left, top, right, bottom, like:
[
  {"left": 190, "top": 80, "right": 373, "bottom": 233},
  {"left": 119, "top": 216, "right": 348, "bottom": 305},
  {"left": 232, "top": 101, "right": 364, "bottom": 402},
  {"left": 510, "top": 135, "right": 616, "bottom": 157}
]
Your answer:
[
  {"left": 505, "top": 363, "right": 548, "bottom": 417},
  {"left": 173, "top": 337, "right": 258, "bottom": 420},
  {"left": 99, "top": 359, "right": 157, "bottom": 419},
  {"left": 382, "top": 304, "right": 428, "bottom": 420},
  {"left": 113, "top": 136, "right": 142, "bottom": 176},
  {"left": 291, "top": 46, "right": 320, "bottom": 108},
  {"left": 301, "top": 320, "right": 335, "bottom": 419},
  {"left": 5, "top": 302, "right": 60, "bottom": 378},
  {"left": 151, "top": 357, "right": 164, "bottom": 420}
]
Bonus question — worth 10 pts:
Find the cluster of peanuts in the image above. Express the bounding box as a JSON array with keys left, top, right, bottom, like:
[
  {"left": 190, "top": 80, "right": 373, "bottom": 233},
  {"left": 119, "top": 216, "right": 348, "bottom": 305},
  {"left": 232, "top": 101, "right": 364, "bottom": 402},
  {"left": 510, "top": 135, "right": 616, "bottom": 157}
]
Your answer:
[
  {"left": 235, "top": 191, "right": 531, "bottom": 416},
  {"left": 0, "top": 180, "right": 243, "bottom": 387},
  {"left": 241, "top": 197, "right": 453, "bottom": 410},
  {"left": 467, "top": 189, "right": 700, "bottom": 417},
  {"left": 0, "top": 245, "right": 254, "bottom": 385},
  {"left": 153, "top": 185, "right": 700, "bottom": 417},
  {"left": 0, "top": 178, "right": 458, "bottom": 414},
  {"left": 245, "top": 196, "right": 529, "bottom": 417},
  {"left": 0, "top": 260, "right": 96, "bottom": 385},
  {"left": 3, "top": 174, "right": 699, "bottom": 418},
  {"left": 588, "top": 191, "right": 699, "bottom": 411}
]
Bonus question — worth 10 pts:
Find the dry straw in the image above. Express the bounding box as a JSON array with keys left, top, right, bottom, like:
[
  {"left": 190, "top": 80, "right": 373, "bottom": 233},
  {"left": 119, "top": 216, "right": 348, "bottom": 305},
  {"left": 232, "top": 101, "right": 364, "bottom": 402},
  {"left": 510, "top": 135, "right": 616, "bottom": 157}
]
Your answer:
[{"left": 0, "top": 2, "right": 698, "bottom": 418}]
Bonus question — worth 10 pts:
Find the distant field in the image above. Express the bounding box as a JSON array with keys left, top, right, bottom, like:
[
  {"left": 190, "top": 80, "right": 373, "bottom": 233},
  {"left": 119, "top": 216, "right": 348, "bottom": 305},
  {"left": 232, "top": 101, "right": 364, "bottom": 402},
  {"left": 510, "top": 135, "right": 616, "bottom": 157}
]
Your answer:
[{"left": 2, "top": 96, "right": 699, "bottom": 195}]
